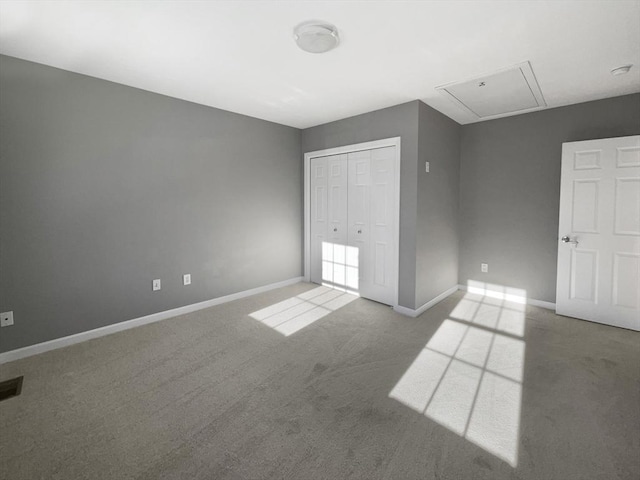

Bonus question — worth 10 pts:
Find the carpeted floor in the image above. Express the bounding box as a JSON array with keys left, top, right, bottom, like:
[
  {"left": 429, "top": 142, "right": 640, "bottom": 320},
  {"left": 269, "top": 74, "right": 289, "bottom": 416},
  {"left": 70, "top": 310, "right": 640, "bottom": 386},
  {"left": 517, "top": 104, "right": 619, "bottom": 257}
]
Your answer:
[{"left": 0, "top": 282, "right": 638, "bottom": 480}]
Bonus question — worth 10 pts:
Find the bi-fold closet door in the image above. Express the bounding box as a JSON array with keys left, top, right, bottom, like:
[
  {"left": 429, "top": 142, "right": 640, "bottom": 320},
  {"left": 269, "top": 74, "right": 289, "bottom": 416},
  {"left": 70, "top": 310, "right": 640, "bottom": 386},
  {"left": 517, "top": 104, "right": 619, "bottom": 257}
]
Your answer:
[{"left": 309, "top": 146, "right": 396, "bottom": 306}]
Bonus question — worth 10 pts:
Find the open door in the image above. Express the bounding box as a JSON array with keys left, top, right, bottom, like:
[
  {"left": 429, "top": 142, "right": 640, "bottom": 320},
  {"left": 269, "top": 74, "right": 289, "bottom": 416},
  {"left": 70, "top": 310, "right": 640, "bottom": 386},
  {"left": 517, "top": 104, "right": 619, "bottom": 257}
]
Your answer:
[{"left": 556, "top": 135, "right": 640, "bottom": 330}]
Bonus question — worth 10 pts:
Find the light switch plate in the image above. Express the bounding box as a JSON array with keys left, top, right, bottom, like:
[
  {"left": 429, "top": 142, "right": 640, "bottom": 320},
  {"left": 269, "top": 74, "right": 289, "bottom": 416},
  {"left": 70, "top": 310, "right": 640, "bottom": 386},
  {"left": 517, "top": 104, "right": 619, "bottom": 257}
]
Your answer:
[
  {"left": 183, "top": 274, "right": 191, "bottom": 286},
  {"left": 1, "top": 311, "right": 14, "bottom": 327},
  {"left": 152, "top": 279, "right": 161, "bottom": 291}
]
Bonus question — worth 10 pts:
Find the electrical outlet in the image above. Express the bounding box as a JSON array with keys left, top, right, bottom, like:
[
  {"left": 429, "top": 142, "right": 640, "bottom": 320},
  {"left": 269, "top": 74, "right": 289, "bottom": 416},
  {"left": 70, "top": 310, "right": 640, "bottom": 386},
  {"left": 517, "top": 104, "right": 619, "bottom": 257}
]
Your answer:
[
  {"left": 152, "top": 279, "right": 161, "bottom": 291},
  {"left": 1, "top": 311, "right": 14, "bottom": 327},
  {"left": 481, "top": 263, "right": 489, "bottom": 273},
  {"left": 183, "top": 274, "right": 191, "bottom": 286}
]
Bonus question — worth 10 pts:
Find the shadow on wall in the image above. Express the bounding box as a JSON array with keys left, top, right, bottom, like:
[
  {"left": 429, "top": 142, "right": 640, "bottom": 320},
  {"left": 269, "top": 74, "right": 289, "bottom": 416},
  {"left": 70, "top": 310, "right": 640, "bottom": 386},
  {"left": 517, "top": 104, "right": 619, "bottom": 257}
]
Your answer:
[{"left": 389, "top": 281, "right": 528, "bottom": 467}]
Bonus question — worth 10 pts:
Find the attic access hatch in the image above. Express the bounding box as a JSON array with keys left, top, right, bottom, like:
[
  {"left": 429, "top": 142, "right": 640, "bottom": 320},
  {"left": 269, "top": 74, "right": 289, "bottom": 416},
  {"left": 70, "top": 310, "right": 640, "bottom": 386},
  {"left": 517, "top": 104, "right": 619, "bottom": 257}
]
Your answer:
[{"left": 436, "top": 61, "right": 546, "bottom": 120}]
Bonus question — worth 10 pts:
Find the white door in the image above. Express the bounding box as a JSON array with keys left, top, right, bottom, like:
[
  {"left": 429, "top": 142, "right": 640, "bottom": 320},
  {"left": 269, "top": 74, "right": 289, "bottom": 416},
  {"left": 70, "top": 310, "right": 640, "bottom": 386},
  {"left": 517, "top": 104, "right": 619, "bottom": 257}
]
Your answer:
[
  {"left": 310, "top": 154, "right": 350, "bottom": 287},
  {"left": 347, "top": 150, "right": 371, "bottom": 297},
  {"left": 309, "top": 145, "right": 398, "bottom": 306},
  {"left": 309, "top": 156, "right": 328, "bottom": 285},
  {"left": 348, "top": 147, "right": 397, "bottom": 305},
  {"left": 556, "top": 135, "right": 640, "bottom": 331},
  {"left": 327, "top": 154, "right": 349, "bottom": 246}
]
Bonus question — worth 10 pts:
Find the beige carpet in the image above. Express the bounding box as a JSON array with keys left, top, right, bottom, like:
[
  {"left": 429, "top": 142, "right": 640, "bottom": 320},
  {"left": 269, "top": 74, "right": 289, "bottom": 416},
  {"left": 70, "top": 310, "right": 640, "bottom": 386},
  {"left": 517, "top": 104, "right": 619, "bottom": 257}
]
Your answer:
[{"left": 0, "top": 282, "right": 638, "bottom": 479}]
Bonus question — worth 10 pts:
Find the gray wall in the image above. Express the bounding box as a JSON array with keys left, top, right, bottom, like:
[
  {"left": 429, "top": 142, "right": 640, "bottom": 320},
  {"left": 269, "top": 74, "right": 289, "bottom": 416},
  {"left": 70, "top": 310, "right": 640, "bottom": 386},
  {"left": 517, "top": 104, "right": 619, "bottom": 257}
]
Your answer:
[
  {"left": 2, "top": 54, "right": 637, "bottom": 354},
  {"left": 0, "top": 55, "right": 302, "bottom": 353},
  {"left": 416, "top": 102, "right": 461, "bottom": 307},
  {"left": 459, "top": 94, "right": 640, "bottom": 303},
  {"left": 301, "top": 102, "right": 420, "bottom": 309}
]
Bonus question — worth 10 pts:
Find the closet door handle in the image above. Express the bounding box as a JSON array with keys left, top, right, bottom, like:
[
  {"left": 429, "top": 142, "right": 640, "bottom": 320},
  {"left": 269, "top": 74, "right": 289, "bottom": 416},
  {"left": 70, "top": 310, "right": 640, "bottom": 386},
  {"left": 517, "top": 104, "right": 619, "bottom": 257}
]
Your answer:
[
  {"left": 357, "top": 229, "right": 362, "bottom": 234},
  {"left": 333, "top": 227, "right": 338, "bottom": 232}
]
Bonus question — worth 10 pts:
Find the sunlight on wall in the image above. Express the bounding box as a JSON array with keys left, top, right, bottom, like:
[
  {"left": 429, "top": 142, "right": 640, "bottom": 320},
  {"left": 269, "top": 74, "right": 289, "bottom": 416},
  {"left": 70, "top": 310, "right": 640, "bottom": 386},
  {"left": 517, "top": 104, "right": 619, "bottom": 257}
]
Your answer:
[
  {"left": 451, "top": 281, "right": 527, "bottom": 337},
  {"left": 389, "top": 283, "right": 527, "bottom": 467},
  {"left": 249, "top": 286, "right": 357, "bottom": 336},
  {"left": 322, "top": 242, "right": 359, "bottom": 293},
  {"left": 466, "top": 280, "right": 528, "bottom": 303}
]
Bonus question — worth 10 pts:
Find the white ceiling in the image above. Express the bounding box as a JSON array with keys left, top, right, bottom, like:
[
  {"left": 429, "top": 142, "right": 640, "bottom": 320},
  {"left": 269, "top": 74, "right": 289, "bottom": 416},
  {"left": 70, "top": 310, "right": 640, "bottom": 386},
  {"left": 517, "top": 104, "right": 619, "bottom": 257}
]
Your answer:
[{"left": 1, "top": 1, "right": 639, "bottom": 129}]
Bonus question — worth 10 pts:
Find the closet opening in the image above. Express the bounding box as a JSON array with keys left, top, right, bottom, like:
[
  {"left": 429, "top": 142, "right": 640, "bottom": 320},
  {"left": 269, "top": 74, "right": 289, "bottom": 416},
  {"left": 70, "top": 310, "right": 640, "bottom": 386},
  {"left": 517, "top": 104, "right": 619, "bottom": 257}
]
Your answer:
[{"left": 303, "top": 137, "right": 401, "bottom": 307}]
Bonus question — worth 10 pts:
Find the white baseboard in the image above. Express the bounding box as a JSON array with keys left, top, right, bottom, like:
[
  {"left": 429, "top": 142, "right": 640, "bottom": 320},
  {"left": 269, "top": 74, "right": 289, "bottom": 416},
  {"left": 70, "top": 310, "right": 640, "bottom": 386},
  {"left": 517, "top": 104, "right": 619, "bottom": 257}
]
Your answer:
[
  {"left": 393, "top": 284, "right": 556, "bottom": 318},
  {"left": 526, "top": 298, "right": 556, "bottom": 310},
  {"left": 393, "top": 285, "right": 459, "bottom": 318},
  {"left": 457, "top": 284, "right": 556, "bottom": 310},
  {"left": 0, "top": 276, "right": 303, "bottom": 365}
]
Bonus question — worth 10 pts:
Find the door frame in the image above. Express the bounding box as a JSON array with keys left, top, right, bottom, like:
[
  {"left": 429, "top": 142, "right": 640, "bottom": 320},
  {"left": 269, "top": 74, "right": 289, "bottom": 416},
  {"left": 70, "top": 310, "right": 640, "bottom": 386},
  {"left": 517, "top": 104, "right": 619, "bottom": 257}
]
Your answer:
[{"left": 303, "top": 137, "right": 402, "bottom": 307}]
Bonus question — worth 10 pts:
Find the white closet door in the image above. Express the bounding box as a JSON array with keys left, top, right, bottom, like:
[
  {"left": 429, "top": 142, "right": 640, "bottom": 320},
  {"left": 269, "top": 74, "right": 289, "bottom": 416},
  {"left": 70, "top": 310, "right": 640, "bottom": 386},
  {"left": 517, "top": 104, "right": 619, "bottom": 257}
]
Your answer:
[
  {"left": 327, "top": 154, "right": 349, "bottom": 244},
  {"left": 348, "top": 146, "right": 396, "bottom": 305},
  {"left": 309, "top": 145, "right": 397, "bottom": 306},
  {"left": 348, "top": 150, "right": 372, "bottom": 296},
  {"left": 368, "top": 146, "right": 397, "bottom": 305},
  {"left": 557, "top": 135, "right": 640, "bottom": 330},
  {"left": 310, "top": 154, "right": 349, "bottom": 286},
  {"left": 309, "top": 156, "right": 328, "bottom": 285},
  {"left": 324, "top": 154, "right": 350, "bottom": 288}
]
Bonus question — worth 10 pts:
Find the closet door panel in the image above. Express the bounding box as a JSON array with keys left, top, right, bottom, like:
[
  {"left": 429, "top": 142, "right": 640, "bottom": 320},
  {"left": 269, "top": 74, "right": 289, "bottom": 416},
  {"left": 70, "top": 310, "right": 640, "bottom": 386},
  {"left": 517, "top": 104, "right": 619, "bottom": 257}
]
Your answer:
[
  {"left": 327, "top": 154, "right": 349, "bottom": 245},
  {"left": 348, "top": 150, "right": 372, "bottom": 298},
  {"left": 310, "top": 156, "right": 328, "bottom": 285},
  {"left": 311, "top": 154, "right": 349, "bottom": 287},
  {"left": 324, "top": 154, "right": 349, "bottom": 287},
  {"left": 369, "top": 146, "right": 396, "bottom": 305}
]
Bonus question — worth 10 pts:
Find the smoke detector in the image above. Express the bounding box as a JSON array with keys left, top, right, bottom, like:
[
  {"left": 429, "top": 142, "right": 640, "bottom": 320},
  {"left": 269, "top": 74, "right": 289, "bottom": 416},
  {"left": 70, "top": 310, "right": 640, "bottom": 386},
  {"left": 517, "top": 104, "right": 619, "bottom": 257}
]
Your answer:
[{"left": 294, "top": 21, "right": 340, "bottom": 54}]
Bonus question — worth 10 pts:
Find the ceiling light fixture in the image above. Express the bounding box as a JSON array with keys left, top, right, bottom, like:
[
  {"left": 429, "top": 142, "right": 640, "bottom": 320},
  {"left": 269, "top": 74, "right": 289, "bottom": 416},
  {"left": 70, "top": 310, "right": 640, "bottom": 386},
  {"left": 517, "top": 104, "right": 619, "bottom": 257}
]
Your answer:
[
  {"left": 610, "top": 64, "right": 632, "bottom": 76},
  {"left": 294, "top": 21, "right": 340, "bottom": 54}
]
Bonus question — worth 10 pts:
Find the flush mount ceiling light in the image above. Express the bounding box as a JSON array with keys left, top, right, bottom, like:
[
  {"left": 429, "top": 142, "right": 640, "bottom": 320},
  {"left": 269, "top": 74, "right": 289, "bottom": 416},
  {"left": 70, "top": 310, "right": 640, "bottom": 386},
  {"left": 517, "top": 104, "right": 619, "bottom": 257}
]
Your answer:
[
  {"left": 294, "top": 21, "right": 340, "bottom": 54},
  {"left": 610, "top": 64, "right": 633, "bottom": 76}
]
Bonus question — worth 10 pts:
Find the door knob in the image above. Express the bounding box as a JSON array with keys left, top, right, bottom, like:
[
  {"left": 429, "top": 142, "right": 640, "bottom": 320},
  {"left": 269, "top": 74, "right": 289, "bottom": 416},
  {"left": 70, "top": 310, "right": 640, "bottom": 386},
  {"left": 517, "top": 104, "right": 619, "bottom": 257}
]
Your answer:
[
  {"left": 561, "top": 235, "right": 578, "bottom": 246},
  {"left": 357, "top": 229, "right": 362, "bottom": 234},
  {"left": 333, "top": 227, "right": 337, "bottom": 232}
]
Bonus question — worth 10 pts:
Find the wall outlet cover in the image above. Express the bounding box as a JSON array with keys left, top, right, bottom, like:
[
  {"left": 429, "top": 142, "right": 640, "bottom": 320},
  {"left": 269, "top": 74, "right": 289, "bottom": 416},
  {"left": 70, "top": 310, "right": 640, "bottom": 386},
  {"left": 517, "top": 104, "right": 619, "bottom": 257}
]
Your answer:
[
  {"left": 481, "top": 263, "right": 489, "bottom": 273},
  {"left": 0, "top": 311, "right": 14, "bottom": 327}
]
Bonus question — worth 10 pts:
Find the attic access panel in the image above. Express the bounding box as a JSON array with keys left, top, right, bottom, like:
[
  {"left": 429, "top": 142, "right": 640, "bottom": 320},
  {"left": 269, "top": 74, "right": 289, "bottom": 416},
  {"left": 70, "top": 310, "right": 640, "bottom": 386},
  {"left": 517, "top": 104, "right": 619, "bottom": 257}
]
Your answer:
[{"left": 437, "top": 61, "right": 546, "bottom": 120}]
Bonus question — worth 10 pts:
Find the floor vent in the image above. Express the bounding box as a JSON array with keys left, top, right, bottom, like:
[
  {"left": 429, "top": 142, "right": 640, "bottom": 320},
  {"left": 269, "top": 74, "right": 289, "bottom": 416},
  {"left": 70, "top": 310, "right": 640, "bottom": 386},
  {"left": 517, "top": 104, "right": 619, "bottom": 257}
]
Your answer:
[{"left": 0, "top": 376, "right": 23, "bottom": 402}]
